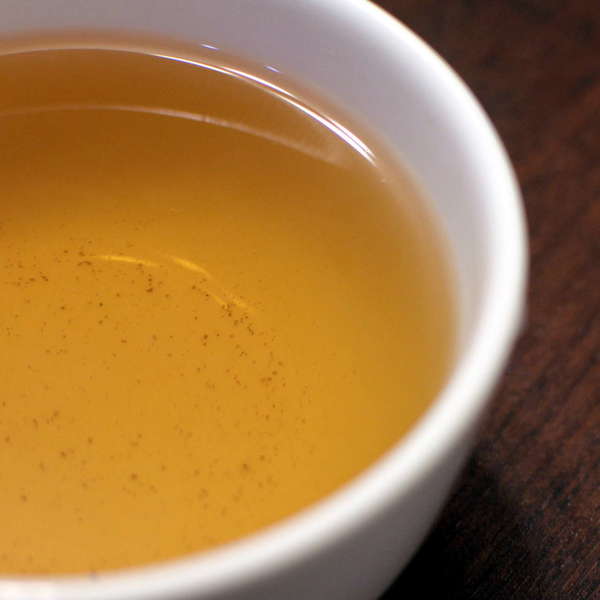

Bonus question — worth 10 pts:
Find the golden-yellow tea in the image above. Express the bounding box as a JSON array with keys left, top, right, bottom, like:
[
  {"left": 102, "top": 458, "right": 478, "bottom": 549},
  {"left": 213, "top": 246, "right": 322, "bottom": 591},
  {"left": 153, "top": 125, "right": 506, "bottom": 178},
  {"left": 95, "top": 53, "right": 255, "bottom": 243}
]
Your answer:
[{"left": 0, "top": 45, "right": 455, "bottom": 574}]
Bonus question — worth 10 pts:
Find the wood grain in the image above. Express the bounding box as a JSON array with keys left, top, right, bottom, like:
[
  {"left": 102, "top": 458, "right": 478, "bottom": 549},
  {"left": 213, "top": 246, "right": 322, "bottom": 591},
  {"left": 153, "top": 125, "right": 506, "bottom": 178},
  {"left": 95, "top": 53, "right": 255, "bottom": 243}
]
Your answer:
[{"left": 374, "top": 2, "right": 600, "bottom": 598}]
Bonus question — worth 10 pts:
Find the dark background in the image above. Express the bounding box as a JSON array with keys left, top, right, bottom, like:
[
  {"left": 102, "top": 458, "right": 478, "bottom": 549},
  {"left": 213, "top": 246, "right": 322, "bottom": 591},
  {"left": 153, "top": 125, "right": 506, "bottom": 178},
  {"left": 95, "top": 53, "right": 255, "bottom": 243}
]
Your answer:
[{"left": 375, "top": 2, "right": 599, "bottom": 599}]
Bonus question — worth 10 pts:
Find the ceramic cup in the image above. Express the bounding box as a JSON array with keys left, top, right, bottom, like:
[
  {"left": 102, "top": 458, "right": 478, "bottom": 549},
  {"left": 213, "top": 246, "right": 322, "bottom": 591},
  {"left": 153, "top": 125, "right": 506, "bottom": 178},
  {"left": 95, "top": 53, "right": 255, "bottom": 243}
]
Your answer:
[{"left": 0, "top": 1, "right": 527, "bottom": 598}]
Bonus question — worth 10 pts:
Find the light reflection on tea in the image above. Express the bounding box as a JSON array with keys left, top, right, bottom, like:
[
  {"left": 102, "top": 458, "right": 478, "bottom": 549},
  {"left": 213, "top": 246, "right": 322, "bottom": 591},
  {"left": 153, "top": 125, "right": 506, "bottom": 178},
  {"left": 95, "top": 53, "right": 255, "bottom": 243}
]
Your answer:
[{"left": 0, "top": 45, "right": 455, "bottom": 574}]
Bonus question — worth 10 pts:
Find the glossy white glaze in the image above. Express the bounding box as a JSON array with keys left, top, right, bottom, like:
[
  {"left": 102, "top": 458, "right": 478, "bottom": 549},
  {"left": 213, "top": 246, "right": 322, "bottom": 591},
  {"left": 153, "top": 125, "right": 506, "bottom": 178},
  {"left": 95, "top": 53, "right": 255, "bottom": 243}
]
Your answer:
[{"left": 0, "top": 1, "right": 527, "bottom": 598}]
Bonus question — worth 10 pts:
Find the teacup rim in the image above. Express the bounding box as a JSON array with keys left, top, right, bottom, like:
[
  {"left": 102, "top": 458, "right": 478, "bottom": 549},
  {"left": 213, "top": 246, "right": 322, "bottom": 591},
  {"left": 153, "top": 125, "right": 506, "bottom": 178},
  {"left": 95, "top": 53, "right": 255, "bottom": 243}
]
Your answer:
[{"left": 0, "top": 1, "right": 527, "bottom": 598}]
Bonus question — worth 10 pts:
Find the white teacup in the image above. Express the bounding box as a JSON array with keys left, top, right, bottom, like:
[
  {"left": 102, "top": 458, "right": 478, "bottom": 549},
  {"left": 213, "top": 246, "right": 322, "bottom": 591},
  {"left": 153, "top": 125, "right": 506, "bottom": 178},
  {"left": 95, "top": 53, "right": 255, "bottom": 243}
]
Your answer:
[{"left": 0, "top": 1, "right": 527, "bottom": 599}]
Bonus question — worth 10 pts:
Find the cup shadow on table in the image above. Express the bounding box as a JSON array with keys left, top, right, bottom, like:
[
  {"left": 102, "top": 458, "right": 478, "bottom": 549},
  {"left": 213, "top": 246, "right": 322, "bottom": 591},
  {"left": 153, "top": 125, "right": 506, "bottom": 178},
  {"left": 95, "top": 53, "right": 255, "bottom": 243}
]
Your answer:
[{"left": 379, "top": 458, "right": 536, "bottom": 600}]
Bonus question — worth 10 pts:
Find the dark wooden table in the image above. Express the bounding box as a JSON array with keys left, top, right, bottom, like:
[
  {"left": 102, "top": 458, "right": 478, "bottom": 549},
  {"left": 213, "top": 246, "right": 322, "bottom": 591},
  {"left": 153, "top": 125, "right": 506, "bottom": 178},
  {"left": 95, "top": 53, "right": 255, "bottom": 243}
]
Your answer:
[{"left": 375, "top": 2, "right": 600, "bottom": 599}]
